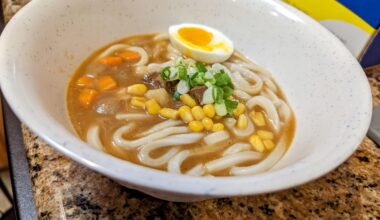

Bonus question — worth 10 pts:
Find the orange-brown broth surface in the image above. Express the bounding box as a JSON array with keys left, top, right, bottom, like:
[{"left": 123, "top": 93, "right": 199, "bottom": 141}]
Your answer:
[{"left": 67, "top": 34, "right": 295, "bottom": 176}]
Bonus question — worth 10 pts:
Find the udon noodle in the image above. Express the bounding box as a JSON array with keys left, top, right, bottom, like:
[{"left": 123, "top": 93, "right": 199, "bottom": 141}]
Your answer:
[{"left": 67, "top": 32, "right": 295, "bottom": 177}]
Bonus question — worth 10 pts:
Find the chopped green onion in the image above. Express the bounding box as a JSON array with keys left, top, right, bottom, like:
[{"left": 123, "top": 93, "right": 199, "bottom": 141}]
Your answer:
[
  {"left": 225, "top": 99, "right": 238, "bottom": 114},
  {"left": 177, "top": 80, "right": 190, "bottom": 94},
  {"left": 215, "top": 102, "right": 227, "bottom": 116},
  {"left": 191, "top": 72, "right": 205, "bottom": 86},
  {"left": 160, "top": 60, "right": 236, "bottom": 111},
  {"left": 178, "top": 65, "right": 187, "bottom": 80},
  {"left": 196, "top": 63, "right": 207, "bottom": 73},
  {"left": 160, "top": 66, "right": 171, "bottom": 80},
  {"left": 168, "top": 67, "right": 178, "bottom": 81},
  {"left": 187, "top": 66, "right": 197, "bottom": 75},
  {"left": 212, "top": 86, "right": 224, "bottom": 104},
  {"left": 175, "top": 57, "right": 184, "bottom": 66},
  {"left": 204, "top": 71, "right": 214, "bottom": 79},
  {"left": 202, "top": 87, "right": 214, "bottom": 104},
  {"left": 223, "top": 86, "right": 234, "bottom": 98},
  {"left": 214, "top": 70, "right": 232, "bottom": 87},
  {"left": 192, "top": 76, "right": 204, "bottom": 86},
  {"left": 173, "top": 91, "right": 181, "bottom": 100},
  {"left": 205, "top": 82, "right": 213, "bottom": 88}
]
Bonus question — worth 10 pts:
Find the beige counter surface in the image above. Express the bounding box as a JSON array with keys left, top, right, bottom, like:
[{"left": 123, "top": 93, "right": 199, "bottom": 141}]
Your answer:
[{"left": 3, "top": 0, "right": 380, "bottom": 219}]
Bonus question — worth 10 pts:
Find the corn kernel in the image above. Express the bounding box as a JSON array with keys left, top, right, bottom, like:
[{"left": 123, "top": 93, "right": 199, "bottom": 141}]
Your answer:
[
  {"left": 263, "top": 139, "right": 275, "bottom": 151},
  {"left": 233, "top": 103, "right": 246, "bottom": 117},
  {"left": 178, "top": 105, "right": 191, "bottom": 114},
  {"left": 212, "top": 123, "right": 225, "bottom": 131},
  {"left": 130, "top": 96, "right": 146, "bottom": 108},
  {"left": 249, "top": 111, "right": 266, "bottom": 127},
  {"left": 203, "top": 104, "right": 215, "bottom": 118},
  {"left": 127, "top": 84, "right": 148, "bottom": 96},
  {"left": 145, "top": 99, "right": 161, "bottom": 115},
  {"left": 236, "top": 114, "right": 248, "bottom": 129},
  {"left": 191, "top": 106, "right": 205, "bottom": 121},
  {"left": 202, "top": 117, "right": 214, "bottom": 130},
  {"left": 257, "top": 130, "right": 274, "bottom": 140},
  {"left": 249, "top": 134, "right": 265, "bottom": 152},
  {"left": 189, "top": 121, "right": 204, "bottom": 132},
  {"left": 180, "top": 111, "right": 194, "bottom": 123},
  {"left": 180, "top": 94, "right": 197, "bottom": 107},
  {"left": 159, "top": 108, "right": 179, "bottom": 120}
]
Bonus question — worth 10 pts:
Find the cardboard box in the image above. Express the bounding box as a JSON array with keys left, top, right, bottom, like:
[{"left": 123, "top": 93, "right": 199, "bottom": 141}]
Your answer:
[{"left": 283, "top": 0, "right": 380, "bottom": 58}]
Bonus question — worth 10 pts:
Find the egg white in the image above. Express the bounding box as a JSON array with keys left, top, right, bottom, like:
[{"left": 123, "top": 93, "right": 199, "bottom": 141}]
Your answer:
[{"left": 169, "top": 23, "right": 234, "bottom": 63}]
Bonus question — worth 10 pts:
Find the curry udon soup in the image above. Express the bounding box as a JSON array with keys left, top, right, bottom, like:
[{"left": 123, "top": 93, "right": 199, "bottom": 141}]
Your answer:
[{"left": 67, "top": 25, "right": 295, "bottom": 177}]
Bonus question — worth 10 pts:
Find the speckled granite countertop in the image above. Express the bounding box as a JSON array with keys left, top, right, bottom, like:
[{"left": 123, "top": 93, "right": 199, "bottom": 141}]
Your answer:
[{"left": 3, "top": 0, "right": 380, "bottom": 219}]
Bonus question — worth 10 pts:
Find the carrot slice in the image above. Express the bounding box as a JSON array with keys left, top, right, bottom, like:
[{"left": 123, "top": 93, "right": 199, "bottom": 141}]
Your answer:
[
  {"left": 97, "top": 56, "right": 123, "bottom": 65},
  {"left": 97, "top": 75, "right": 117, "bottom": 91},
  {"left": 118, "top": 51, "right": 140, "bottom": 62},
  {"left": 76, "top": 75, "right": 92, "bottom": 87},
  {"left": 78, "top": 89, "right": 98, "bottom": 107}
]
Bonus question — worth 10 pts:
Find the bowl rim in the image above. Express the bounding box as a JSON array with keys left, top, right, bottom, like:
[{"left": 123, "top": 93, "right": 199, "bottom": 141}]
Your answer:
[{"left": 0, "top": 0, "right": 372, "bottom": 197}]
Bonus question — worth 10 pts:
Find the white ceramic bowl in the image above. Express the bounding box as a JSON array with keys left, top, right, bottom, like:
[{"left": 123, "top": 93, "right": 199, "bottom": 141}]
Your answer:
[{"left": 0, "top": 0, "right": 372, "bottom": 202}]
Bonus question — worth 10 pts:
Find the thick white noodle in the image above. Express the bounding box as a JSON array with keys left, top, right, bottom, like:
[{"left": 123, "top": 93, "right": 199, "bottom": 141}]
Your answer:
[
  {"left": 153, "top": 33, "right": 169, "bottom": 41},
  {"left": 138, "top": 133, "right": 204, "bottom": 167},
  {"left": 212, "top": 63, "right": 231, "bottom": 74},
  {"left": 238, "top": 66, "right": 265, "bottom": 89},
  {"left": 189, "top": 144, "right": 227, "bottom": 157},
  {"left": 230, "top": 137, "right": 287, "bottom": 175},
  {"left": 227, "top": 52, "right": 271, "bottom": 76},
  {"left": 113, "top": 124, "right": 189, "bottom": 149},
  {"left": 203, "top": 130, "right": 230, "bottom": 145},
  {"left": 223, "top": 143, "right": 251, "bottom": 156},
  {"left": 153, "top": 42, "right": 167, "bottom": 60},
  {"left": 264, "top": 78, "right": 278, "bottom": 93},
  {"left": 278, "top": 100, "right": 291, "bottom": 123},
  {"left": 224, "top": 63, "right": 263, "bottom": 95},
  {"left": 167, "top": 150, "right": 190, "bottom": 174},
  {"left": 232, "top": 52, "right": 252, "bottom": 63},
  {"left": 127, "top": 46, "right": 149, "bottom": 66},
  {"left": 115, "top": 113, "right": 151, "bottom": 121},
  {"left": 186, "top": 164, "right": 205, "bottom": 176},
  {"left": 205, "top": 151, "right": 262, "bottom": 174},
  {"left": 167, "top": 44, "right": 181, "bottom": 60},
  {"left": 234, "top": 71, "right": 253, "bottom": 87},
  {"left": 233, "top": 71, "right": 263, "bottom": 95},
  {"left": 98, "top": 44, "right": 129, "bottom": 58},
  {"left": 261, "top": 87, "right": 281, "bottom": 108},
  {"left": 147, "top": 63, "right": 162, "bottom": 73},
  {"left": 139, "top": 147, "right": 179, "bottom": 167},
  {"left": 246, "top": 96, "right": 280, "bottom": 133},
  {"left": 238, "top": 62, "right": 272, "bottom": 78},
  {"left": 139, "top": 120, "right": 183, "bottom": 137},
  {"left": 167, "top": 52, "right": 180, "bottom": 60},
  {"left": 86, "top": 126, "right": 104, "bottom": 150},
  {"left": 147, "top": 60, "right": 173, "bottom": 73},
  {"left": 223, "top": 118, "right": 236, "bottom": 129},
  {"left": 184, "top": 58, "right": 196, "bottom": 66},
  {"left": 135, "top": 66, "right": 149, "bottom": 76},
  {"left": 233, "top": 89, "right": 252, "bottom": 101},
  {"left": 232, "top": 115, "right": 255, "bottom": 137}
]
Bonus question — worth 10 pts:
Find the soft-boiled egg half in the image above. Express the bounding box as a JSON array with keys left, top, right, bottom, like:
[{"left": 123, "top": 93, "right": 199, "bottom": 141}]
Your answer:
[{"left": 169, "top": 24, "right": 234, "bottom": 63}]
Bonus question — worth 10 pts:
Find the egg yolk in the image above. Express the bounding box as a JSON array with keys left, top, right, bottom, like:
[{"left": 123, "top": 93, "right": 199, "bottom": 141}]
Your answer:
[
  {"left": 175, "top": 26, "right": 230, "bottom": 53},
  {"left": 178, "top": 27, "right": 213, "bottom": 47}
]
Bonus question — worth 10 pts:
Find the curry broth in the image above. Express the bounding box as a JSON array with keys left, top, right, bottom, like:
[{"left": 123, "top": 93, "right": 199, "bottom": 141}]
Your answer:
[{"left": 67, "top": 34, "right": 295, "bottom": 176}]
